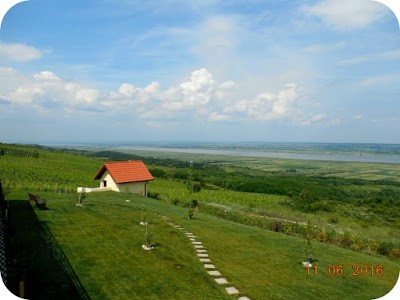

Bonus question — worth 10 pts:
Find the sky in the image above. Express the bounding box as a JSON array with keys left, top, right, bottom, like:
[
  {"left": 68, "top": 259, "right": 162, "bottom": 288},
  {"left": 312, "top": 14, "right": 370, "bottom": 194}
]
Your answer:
[{"left": 0, "top": 0, "right": 399, "bottom": 144}]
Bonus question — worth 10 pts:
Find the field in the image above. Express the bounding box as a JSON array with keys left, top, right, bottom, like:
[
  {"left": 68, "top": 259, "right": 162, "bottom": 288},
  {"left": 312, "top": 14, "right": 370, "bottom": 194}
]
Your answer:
[
  {"left": 90, "top": 147, "right": 400, "bottom": 182},
  {"left": 7, "top": 190, "right": 400, "bottom": 300},
  {"left": 1, "top": 142, "right": 400, "bottom": 299}
]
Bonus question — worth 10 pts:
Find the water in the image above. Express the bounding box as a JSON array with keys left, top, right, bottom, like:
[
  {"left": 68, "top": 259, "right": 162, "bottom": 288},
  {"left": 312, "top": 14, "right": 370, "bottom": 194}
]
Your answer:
[{"left": 116, "top": 146, "right": 400, "bottom": 164}]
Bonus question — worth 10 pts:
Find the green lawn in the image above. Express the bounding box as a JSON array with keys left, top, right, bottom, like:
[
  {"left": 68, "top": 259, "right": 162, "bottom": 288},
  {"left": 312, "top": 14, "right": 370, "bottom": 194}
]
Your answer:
[{"left": 9, "top": 191, "right": 400, "bottom": 300}]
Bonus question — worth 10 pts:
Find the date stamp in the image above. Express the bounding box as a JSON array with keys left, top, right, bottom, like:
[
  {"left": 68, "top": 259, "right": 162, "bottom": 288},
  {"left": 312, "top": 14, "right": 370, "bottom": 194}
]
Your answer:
[{"left": 306, "top": 265, "right": 384, "bottom": 276}]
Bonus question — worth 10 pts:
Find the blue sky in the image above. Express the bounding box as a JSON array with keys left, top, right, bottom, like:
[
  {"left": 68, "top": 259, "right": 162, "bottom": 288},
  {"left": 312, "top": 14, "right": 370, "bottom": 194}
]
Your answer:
[{"left": 0, "top": 0, "right": 399, "bottom": 144}]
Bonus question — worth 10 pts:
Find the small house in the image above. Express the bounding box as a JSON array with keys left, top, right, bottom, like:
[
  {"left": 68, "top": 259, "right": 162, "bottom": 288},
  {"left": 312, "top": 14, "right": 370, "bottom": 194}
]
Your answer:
[{"left": 93, "top": 161, "right": 154, "bottom": 196}]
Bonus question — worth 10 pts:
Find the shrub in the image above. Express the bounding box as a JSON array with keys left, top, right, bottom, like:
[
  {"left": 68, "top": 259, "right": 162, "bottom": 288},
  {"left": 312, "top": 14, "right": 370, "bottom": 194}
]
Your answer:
[
  {"left": 389, "top": 249, "right": 400, "bottom": 260},
  {"left": 350, "top": 233, "right": 365, "bottom": 251},
  {"left": 328, "top": 216, "right": 339, "bottom": 224},
  {"left": 171, "top": 198, "right": 180, "bottom": 206},
  {"left": 378, "top": 241, "right": 395, "bottom": 256},
  {"left": 367, "top": 238, "right": 379, "bottom": 253},
  {"left": 295, "top": 190, "right": 320, "bottom": 212},
  {"left": 339, "top": 231, "right": 352, "bottom": 247}
]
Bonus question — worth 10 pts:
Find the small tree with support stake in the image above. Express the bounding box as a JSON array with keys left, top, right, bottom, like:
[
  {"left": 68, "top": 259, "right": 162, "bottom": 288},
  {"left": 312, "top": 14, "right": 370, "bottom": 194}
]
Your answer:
[{"left": 302, "top": 219, "right": 314, "bottom": 267}]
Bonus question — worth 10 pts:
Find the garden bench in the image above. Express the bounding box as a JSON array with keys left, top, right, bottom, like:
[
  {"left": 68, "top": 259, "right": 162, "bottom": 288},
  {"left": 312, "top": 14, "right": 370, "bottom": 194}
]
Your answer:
[{"left": 28, "top": 192, "right": 47, "bottom": 207}]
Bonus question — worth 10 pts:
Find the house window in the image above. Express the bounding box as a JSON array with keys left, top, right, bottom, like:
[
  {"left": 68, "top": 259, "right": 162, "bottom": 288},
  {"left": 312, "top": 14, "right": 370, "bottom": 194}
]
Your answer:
[{"left": 103, "top": 180, "right": 107, "bottom": 187}]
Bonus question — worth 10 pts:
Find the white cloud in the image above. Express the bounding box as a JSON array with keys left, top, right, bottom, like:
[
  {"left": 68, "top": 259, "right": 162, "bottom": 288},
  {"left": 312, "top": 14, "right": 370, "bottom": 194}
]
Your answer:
[
  {"left": 339, "top": 49, "right": 400, "bottom": 65},
  {"left": 358, "top": 75, "right": 393, "bottom": 86},
  {"left": 301, "top": 113, "right": 327, "bottom": 126},
  {"left": 0, "top": 41, "right": 48, "bottom": 62},
  {"left": 303, "top": 41, "right": 346, "bottom": 53},
  {"left": 304, "top": 0, "right": 388, "bottom": 30},
  {"left": 354, "top": 115, "right": 363, "bottom": 119},
  {"left": 223, "top": 84, "right": 301, "bottom": 122},
  {"left": 33, "top": 71, "right": 60, "bottom": 81},
  {"left": 330, "top": 118, "right": 342, "bottom": 125},
  {"left": 4, "top": 71, "right": 102, "bottom": 107},
  {"left": 118, "top": 83, "right": 136, "bottom": 97},
  {"left": 209, "top": 112, "right": 231, "bottom": 121},
  {"left": 1, "top": 68, "right": 324, "bottom": 127}
]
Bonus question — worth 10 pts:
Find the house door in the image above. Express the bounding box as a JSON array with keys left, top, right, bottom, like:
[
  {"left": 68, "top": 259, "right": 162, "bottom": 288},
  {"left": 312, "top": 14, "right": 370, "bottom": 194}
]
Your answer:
[{"left": 103, "top": 180, "right": 107, "bottom": 187}]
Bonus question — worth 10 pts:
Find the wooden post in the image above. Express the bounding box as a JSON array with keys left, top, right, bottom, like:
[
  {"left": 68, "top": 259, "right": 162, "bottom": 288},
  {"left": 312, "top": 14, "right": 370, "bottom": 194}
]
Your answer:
[
  {"left": 19, "top": 281, "right": 24, "bottom": 298},
  {"left": 5, "top": 208, "right": 8, "bottom": 223}
]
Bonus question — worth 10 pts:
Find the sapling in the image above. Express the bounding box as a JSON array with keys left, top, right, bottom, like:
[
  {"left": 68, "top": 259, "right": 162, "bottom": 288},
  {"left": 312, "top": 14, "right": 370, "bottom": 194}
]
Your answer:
[
  {"left": 140, "top": 204, "right": 147, "bottom": 225},
  {"left": 303, "top": 219, "right": 314, "bottom": 263},
  {"left": 125, "top": 187, "right": 130, "bottom": 201},
  {"left": 187, "top": 208, "right": 194, "bottom": 219}
]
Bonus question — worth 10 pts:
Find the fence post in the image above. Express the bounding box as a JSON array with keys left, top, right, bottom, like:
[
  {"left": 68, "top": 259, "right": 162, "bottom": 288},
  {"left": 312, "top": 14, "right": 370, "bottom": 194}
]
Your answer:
[{"left": 19, "top": 281, "right": 24, "bottom": 298}]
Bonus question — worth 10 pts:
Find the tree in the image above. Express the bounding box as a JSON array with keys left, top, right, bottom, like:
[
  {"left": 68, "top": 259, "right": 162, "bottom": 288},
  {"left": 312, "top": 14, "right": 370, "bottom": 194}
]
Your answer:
[
  {"left": 296, "top": 189, "right": 320, "bottom": 212},
  {"left": 0, "top": 149, "right": 4, "bottom": 156},
  {"left": 32, "top": 150, "right": 40, "bottom": 159}
]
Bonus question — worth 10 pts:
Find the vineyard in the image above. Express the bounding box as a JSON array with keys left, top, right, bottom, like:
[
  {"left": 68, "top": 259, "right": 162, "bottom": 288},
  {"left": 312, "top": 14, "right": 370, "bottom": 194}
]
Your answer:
[
  {"left": 0, "top": 143, "right": 101, "bottom": 193},
  {"left": 148, "top": 178, "right": 286, "bottom": 211}
]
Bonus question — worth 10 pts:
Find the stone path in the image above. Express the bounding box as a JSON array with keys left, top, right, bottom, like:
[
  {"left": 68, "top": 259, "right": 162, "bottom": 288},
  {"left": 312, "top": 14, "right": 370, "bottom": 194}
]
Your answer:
[{"left": 160, "top": 215, "right": 250, "bottom": 300}]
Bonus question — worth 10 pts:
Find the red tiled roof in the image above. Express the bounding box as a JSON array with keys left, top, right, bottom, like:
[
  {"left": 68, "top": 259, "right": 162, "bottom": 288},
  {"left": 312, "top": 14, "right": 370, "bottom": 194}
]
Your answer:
[{"left": 93, "top": 161, "right": 154, "bottom": 183}]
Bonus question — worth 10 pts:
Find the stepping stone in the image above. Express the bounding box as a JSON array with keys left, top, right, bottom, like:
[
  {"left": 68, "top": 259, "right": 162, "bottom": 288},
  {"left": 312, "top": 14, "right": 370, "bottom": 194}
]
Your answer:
[
  {"left": 196, "top": 249, "right": 207, "bottom": 253},
  {"left": 207, "top": 270, "right": 221, "bottom": 276},
  {"left": 192, "top": 241, "right": 202, "bottom": 245},
  {"left": 174, "top": 225, "right": 181, "bottom": 228},
  {"left": 215, "top": 278, "right": 228, "bottom": 284},
  {"left": 225, "top": 287, "right": 239, "bottom": 295},
  {"left": 194, "top": 245, "right": 204, "bottom": 248},
  {"left": 185, "top": 232, "right": 193, "bottom": 235},
  {"left": 199, "top": 258, "right": 211, "bottom": 262},
  {"left": 190, "top": 238, "right": 196, "bottom": 241},
  {"left": 238, "top": 297, "right": 250, "bottom": 300},
  {"left": 204, "top": 264, "right": 215, "bottom": 269},
  {"left": 178, "top": 227, "right": 184, "bottom": 230},
  {"left": 188, "top": 235, "right": 196, "bottom": 238},
  {"left": 197, "top": 253, "right": 209, "bottom": 257}
]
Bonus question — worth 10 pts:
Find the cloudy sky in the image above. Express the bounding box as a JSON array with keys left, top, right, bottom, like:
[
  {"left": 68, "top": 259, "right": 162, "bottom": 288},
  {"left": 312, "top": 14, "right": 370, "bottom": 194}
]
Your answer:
[{"left": 0, "top": 0, "right": 399, "bottom": 144}]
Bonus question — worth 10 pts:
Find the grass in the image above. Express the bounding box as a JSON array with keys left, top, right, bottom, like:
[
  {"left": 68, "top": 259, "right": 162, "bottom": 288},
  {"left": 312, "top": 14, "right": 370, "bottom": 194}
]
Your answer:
[
  {"left": 148, "top": 178, "right": 400, "bottom": 247},
  {"left": 7, "top": 198, "right": 82, "bottom": 299},
  {"left": 8, "top": 190, "right": 400, "bottom": 300}
]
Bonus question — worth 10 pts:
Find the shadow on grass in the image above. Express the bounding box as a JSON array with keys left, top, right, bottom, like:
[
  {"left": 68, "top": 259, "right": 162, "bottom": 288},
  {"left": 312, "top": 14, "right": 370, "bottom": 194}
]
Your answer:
[{"left": 8, "top": 199, "right": 88, "bottom": 299}]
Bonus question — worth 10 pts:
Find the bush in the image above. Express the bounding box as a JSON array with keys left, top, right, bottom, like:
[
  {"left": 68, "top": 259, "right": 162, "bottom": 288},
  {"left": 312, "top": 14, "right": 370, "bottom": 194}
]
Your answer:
[
  {"left": 389, "top": 249, "right": 400, "bottom": 260},
  {"left": 171, "top": 198, "right": 180, "bottom": 206},
  {"left": 295, "top": 190, "right": 320, "bottom": 212},
  {"left": 310, "top": 200, "right": 334, "bottom": 212},
  {"left": 367, "top": 238, "right": 379, "bottom": 253},
  {"left": 339, "top": 231, "right": 352, "bottom": 247},
  {"left": 378, "top": 241, "right": 395, "bottom": 256},
  {"left": 328, "top": 216, "right": 339, "bottom": 224},
  {"left": 350, "top": 233, "right": 365, "bottom": 251},
  {"left": 149, "top": 168, "right": 167, "bottom": 178}
]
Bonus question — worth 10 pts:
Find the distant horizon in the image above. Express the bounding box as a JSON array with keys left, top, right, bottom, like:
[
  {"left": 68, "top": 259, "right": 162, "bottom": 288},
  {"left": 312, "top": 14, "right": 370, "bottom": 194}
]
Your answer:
[{"left": 2, "top": 140, "right": 400, "bottom": 147}]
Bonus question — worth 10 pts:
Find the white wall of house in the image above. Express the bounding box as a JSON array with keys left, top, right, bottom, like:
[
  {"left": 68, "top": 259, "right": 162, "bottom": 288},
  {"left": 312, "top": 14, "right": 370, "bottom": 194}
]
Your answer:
[
  {"left": 117, "top": 181, "right": 148, "bottom": 196},
  {"left": 99, "top": 170, "right": 148, "bottom": 196},
  {"left": 99, "top": 170, "right": 119, "bottom": 192}
]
